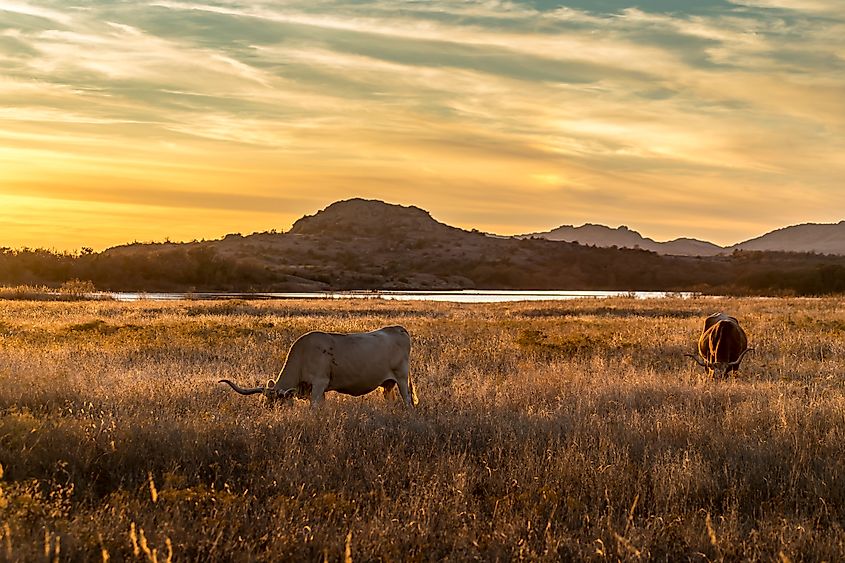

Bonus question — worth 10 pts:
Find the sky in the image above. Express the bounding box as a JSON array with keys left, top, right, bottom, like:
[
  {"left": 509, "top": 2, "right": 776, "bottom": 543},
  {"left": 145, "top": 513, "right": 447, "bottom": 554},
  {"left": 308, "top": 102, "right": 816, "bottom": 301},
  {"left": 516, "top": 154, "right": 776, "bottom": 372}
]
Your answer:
[{"left": 0, "top": 0, "right": 843, "bottom": 250}]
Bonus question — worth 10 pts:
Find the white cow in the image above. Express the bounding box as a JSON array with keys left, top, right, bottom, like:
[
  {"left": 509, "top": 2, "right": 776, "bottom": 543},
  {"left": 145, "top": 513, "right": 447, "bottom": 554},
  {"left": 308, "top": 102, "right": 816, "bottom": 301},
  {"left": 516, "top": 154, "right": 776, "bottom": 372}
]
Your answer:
[{"left": 220, "top": 325, "right": 417, "bottom": 406}]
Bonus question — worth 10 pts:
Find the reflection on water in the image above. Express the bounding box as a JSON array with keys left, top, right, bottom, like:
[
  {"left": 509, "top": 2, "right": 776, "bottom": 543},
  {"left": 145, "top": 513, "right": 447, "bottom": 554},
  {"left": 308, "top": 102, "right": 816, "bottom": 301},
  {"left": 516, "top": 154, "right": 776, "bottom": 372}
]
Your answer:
[{"left": 105, "top": 290, "right": 699, "bottom": 303}]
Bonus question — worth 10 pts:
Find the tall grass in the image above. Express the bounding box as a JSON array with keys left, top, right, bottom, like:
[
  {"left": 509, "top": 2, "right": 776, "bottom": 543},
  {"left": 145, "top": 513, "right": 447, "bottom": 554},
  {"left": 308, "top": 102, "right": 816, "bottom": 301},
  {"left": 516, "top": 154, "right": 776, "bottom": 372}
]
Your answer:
[
  {"left": 1, "top": 297, "right": 845, "bottom": 560},
  {"left": 0, "top": 280, "right": 100, "bottom": 301}
]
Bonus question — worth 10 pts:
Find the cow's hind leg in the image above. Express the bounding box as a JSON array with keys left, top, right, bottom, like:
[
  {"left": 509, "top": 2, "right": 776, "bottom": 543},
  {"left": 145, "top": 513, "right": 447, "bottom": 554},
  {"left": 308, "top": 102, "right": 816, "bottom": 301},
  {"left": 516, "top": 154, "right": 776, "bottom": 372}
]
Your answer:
[
  {"left": 396, "top": 379, "right": 413, "bottom": 407},
  {"left": 393, "top": 360, "right": 415, "bottom": 407}
]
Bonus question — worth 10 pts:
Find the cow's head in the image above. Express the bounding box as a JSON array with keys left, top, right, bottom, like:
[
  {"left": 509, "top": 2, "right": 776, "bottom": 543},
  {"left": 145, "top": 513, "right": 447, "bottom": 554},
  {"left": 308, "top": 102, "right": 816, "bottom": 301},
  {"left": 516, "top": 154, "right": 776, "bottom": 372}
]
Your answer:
[
  {"left": 685, "top": 348, "right": 752, "bottom": 378},
  {"left": 262, "top": 379, "right": 299, "bottom": 406},
  {"left": 219, "top": 378, "right": 296, "bottom": 406},
  {"left": 707, "top": 360, "right": 736, "bottom": 379}
]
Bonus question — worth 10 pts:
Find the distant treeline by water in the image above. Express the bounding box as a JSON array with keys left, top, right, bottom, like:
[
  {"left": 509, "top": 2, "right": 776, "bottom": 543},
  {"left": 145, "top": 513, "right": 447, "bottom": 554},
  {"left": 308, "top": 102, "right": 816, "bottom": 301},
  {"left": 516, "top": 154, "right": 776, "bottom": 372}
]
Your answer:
[
  {"left": 2, "top": 244, "right": 845, "bottom": 297},
  {"left": 0, "top": 246, "right": 273, "bottom": 293}
]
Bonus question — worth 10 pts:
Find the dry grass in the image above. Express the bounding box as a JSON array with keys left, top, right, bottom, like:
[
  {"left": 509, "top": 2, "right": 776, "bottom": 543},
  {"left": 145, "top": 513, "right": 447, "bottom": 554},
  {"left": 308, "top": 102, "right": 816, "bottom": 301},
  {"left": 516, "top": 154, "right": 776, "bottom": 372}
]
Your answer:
[
  {"left": 0, "top": 281, "right": 100, "bottom": 301},
  {"left": 1, "top": 297, "right": 845, "bottom": 561}
]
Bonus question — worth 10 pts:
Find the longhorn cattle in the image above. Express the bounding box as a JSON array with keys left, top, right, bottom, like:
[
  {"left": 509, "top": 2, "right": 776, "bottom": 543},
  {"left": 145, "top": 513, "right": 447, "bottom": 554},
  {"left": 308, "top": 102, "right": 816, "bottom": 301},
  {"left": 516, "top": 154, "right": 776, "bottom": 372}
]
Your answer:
[
  {"left": 219, "top": 325, "right": 418, "bottom": 407},
  {"left": 685, "top": 312, "right": 751, "bottom": 378}
]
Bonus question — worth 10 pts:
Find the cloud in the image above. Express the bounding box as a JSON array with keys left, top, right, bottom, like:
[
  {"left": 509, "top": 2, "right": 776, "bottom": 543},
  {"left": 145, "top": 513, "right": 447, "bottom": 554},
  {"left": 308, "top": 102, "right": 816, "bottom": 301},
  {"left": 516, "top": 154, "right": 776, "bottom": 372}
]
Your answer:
[
  {"left": 0, "top": 1, "right": 73, "bottom": 26},
  {"left": 0, "top": 1, "right": 843, "bottom": 249},
  {"left": 727, "top": 0, "right": 844, "bottom": 14}
]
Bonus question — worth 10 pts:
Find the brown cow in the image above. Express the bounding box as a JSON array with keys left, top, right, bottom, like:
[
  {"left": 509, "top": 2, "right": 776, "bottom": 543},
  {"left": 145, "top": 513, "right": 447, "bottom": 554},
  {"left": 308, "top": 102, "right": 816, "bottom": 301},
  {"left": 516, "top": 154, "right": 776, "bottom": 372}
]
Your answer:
[{"left": 685, "top": 312, "right": 752, "bottom": 378}]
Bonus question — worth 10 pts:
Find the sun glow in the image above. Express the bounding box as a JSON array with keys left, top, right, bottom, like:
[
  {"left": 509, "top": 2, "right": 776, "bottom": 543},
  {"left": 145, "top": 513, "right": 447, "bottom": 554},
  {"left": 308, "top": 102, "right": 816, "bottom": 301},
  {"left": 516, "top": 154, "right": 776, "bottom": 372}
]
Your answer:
[{"left": 0, "top": 1, "right": 842, "bottom": 249}]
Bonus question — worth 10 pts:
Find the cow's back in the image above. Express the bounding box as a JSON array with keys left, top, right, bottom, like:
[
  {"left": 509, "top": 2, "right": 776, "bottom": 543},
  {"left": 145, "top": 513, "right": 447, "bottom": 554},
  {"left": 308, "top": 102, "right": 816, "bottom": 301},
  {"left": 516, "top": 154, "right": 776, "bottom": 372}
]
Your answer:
[
  {"left": 326, "top": 326, "right": 410, "bottom": 383},
  {"left": 701, "top": 320, "right": 747, "bottom": 363},
  {"left": 704, "top": 312, "right": 738, "bottom": 332}
]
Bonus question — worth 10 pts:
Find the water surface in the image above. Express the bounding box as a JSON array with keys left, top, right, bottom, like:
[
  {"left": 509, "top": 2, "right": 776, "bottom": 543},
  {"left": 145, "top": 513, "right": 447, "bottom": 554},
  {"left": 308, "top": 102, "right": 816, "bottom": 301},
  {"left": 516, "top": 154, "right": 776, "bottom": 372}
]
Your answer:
[{"left": 106, "top": 290, "right": 698, "bottom": 303}]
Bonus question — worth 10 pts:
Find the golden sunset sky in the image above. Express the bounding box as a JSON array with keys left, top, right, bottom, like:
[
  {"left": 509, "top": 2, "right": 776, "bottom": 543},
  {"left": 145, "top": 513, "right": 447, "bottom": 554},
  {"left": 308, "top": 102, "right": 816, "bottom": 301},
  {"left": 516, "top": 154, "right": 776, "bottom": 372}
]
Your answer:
[{"left": 1, "top": 0, "right": 843, "bottom": 250}]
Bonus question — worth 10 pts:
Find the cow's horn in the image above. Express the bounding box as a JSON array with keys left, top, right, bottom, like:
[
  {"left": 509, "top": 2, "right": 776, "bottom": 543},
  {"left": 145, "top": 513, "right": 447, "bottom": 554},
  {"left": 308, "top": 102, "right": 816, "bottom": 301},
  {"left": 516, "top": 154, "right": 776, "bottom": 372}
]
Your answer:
[
  {"left": 684, "top": 353, "right": 707, "bottom": 368},
  {"left": 282, "top": 388, "right": 297, "bottom": 399},
  {"left": 728, "top": 348, "right": 753, "bottom": 367},
  {"left": 219, "top": 379, "right": 266, "bottom": 395}
]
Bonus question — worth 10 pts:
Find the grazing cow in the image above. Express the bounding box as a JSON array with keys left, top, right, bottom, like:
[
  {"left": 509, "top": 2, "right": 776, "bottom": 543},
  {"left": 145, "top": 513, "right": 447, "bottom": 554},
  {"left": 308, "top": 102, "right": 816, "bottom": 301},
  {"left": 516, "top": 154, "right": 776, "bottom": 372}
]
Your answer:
[
  {"left": 219, "top": 325, "right": 418, "bottom": 407},
  {"left": 685, "top": 312, "right": 752, "bottom": 378}
]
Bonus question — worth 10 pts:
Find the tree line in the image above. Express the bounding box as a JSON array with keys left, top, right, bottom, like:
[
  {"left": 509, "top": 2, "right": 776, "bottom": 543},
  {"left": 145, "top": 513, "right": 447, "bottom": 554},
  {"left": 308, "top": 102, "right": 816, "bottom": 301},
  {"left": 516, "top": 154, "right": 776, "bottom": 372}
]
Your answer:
[{"left": 1, "top": 243, "right": 844, "bottom": 296}]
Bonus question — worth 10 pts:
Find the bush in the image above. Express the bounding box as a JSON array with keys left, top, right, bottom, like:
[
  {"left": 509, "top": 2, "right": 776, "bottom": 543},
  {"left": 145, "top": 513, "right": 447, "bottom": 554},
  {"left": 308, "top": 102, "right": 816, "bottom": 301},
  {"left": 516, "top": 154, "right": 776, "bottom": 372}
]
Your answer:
[{"left": 59, "top": 279, "right": 96, "bottom": 299}]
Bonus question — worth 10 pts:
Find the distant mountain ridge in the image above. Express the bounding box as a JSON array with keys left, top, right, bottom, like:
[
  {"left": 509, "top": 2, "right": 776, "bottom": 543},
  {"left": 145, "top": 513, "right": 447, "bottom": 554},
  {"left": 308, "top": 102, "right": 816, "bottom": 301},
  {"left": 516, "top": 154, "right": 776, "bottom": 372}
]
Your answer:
[
  {"left": 521, "top": 220, "right": 845, "bottom": 256},
  {"left": 5, "top": 198, "right": 845, "bottom": 295},
  {"left": 518, "top": 224, "right": 724, "bottom": 256},
  {"left": 732, "top": 221, "right": 845, "bottom": 255},
  {"left": 296, "top": 200, "right": 845, "bottom": 256}
]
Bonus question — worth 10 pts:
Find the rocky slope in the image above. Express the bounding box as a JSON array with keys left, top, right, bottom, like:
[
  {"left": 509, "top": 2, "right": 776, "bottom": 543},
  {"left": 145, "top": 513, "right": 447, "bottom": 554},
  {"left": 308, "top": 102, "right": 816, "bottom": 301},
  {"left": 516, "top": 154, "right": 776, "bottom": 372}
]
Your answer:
[
  {"left": 522, "top": 220, "right": 845, "bottom": 256},
  {"left": 520, "top": 224, "right": 724, "bottom": 256},
  {"left": 731, "top": 221, "right": 845, "bottom": 255},
  {"left": 8, "top": 199, "right": 844, "bottom": 294}
]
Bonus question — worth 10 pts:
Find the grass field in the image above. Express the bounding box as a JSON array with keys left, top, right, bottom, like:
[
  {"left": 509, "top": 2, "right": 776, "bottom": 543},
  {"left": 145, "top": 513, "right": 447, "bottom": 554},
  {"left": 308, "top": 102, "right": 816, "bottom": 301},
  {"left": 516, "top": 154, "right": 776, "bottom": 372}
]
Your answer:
[{"left": 1, "top": 296, "right": 844, "bottom": 561}]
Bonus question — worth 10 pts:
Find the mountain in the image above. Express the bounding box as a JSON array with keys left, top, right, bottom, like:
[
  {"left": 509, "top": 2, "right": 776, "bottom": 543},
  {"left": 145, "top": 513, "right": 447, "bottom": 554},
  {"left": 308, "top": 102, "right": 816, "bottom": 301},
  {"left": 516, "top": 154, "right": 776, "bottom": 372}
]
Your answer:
[
  {"left": 51, "top": 198, "right": 700, "bottom": 291},
  {"left": 289, "top": 198, "right": 464, "bottom": 238},
  {"left": 732, "top": 221, "right": 845, "bottom": 255},
  {"left": 520, "top": 224, "right": 724, "bottom": 256},
  {"left": 521, "top": 223, "right": 652, "bottom": 247},
  {"left": 660, "top": 238, "right": 725, "bottom": 256},
  {"left": 523, "top": 220, "right": 845, "bottom": 256},
  {"left": 4, "top": 199, "right": 845, "bottom": 295}
]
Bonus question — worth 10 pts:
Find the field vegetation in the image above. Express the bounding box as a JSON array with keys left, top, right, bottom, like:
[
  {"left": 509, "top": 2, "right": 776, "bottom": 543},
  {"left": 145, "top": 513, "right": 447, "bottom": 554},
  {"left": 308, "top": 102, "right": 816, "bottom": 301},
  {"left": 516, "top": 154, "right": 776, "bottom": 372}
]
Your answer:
[{"left": 1, "top": 297, "right": 844, "bottom": 560}]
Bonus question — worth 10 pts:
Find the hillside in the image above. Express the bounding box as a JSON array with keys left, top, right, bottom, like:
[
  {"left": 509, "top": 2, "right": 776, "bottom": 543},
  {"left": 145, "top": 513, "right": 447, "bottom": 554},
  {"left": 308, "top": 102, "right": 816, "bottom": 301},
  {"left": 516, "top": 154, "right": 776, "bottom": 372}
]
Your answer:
[
  {"left": 2, "top": 199, "right": 845, "bottom": 295},
  {"left": 522, "top": 220, "right": 845, "bottom": 256},
  {"left": 289, "top": 199, "right": 464, "bottom": 239},
  {"left": 520, "top": 223, "right": 723, "bottom": 256},
  {"left": 659, "top": 238, "right": 725, "bottom": 256},
  {"left": 208, "top": 199, "right": 683, "bottom": 291},
  {"left": 732, "top": 221, "right": 845, "bottom": 255}
]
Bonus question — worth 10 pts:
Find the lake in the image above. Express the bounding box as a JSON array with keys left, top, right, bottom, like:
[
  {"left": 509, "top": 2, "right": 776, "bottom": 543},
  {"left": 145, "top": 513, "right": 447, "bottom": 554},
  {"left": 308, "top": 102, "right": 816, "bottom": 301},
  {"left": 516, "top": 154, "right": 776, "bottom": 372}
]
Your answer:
[{"left": 106, "top": 290, "right": 699, "bottom": 303}]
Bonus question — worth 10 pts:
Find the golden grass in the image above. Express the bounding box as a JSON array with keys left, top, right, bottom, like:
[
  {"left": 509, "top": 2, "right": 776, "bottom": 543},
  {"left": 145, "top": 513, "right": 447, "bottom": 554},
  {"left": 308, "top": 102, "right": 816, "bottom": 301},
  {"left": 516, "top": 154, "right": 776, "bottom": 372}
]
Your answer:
[
  {"left": 1, "top": 297, "right": 845, "bottom": 560},
  {"left": 0, "top": 280, "right": 99, "bottom": 301}
]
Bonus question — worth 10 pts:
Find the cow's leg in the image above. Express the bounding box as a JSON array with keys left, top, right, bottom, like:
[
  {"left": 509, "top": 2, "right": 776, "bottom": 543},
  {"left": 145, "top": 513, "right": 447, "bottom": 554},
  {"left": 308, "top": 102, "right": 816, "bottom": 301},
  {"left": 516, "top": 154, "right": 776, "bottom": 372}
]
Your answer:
[
  {"left": 393, "top": 361, "right": 414, "bottom": 407},
  {"left": 395, "top": 378, "right": 413, "bottom": 407},
  {"left": 309, "top": 377, "right": 329, "bottom": 407},
  {"left": 303, "top": 351, "right": 332, "bottom": 407}
]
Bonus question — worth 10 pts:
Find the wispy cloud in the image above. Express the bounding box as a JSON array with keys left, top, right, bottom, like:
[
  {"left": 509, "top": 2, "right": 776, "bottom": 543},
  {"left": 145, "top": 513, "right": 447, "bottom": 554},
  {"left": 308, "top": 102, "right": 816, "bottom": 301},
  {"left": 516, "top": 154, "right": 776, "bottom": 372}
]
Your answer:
[
  {"left": 728, "top": 0, "right": 844, "bottom": 14},
  {"left": 0, "top": 0, "right": 843, "bottom": 248}
]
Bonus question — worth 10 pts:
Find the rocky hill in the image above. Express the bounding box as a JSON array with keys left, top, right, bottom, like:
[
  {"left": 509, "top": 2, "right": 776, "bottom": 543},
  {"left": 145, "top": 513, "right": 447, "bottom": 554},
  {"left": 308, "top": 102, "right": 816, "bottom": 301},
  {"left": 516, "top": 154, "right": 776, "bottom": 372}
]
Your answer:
[
  {"left": 522, "top": 219, "right": 845, "bottom": 257},
  {"left": 3, "top": 199, "right": 845, "bottom": 295},
  {"left": 224, "top": 199, "right": 677, "bottom": 291},
  {"left": 289, "top": 199, "right": 464, "bottom": 239},
  {"left": 731, "top": 221, "right": 845, "bottom": 255},
  {"left": 659, "top": 238, "right": 725, "bottom": 256},
  {"left": 520, "top": 224, "right": 723, "bottom": 256}
]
